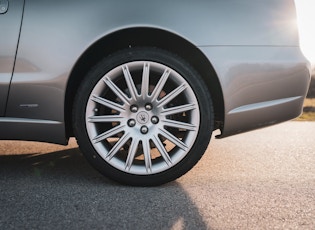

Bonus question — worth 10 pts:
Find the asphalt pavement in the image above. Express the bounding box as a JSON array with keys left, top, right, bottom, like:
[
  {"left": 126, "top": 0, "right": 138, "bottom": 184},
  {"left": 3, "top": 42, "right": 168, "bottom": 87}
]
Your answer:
[{"left": 0, "top": 121, "right": 314, "bottom": 229}]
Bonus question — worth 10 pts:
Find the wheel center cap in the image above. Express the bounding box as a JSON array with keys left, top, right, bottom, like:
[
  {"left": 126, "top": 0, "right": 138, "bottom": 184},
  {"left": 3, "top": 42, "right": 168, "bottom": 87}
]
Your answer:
[{"left": 137, "top": 111, "right": 149, "bottom": 124}]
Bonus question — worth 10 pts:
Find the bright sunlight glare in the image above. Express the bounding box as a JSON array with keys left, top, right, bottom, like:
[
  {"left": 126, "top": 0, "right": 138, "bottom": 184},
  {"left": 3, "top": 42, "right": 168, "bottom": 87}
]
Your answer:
[{"left": 295, "top": 0, "right": 315, "bottom": 64}]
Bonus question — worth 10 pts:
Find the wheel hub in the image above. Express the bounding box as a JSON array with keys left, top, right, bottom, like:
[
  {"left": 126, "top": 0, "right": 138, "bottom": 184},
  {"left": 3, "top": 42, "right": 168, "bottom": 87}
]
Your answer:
[{"left": 136, "top": 111, "right": 150, "bottom": 124}]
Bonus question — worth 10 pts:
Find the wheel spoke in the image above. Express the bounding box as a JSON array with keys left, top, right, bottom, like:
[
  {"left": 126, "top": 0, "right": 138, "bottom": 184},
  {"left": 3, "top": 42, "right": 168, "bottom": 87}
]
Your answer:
[
  {"left": 162, "top": 119, "right": 197, "bottom": 131},
  {"left": 103, "top": 76, "right": 130, "bottom": 105},
  {"left": 157, "top": 83, "right": 187, "bottom": 108},
  {"left": 152, "top": 135, "right": 172, "bottom": 166},
  {"left": 141, "top": 62, "right": 150, "bottom": 99},
  {"left": 91, "top": 95, "right": 125, "bottom": 112},
  {"left": 142, "top": 139, "right": 152, "bottom": 173},
  {"left": 106, "top": 133, "right": 130, "bottom": 160},
  {"left": 161, "top": 103, "right": 196, "bottom": 116},
  {"left": 158, "top": 128, "right": 188, "bottom": 151},
  {"left": 150, "top": 68, "right": 170, "bottom": 102},
  {"left": 125, "top": 138, "right": 140, "bottom": 171},
  {"left": 88, "top": 115, "right": 124, "bottom": 123},
  {"left": 92, "top": 125, "right": 125, "bottom": 144},
  {"left": 122, "top": 65, "right": 138, "bottom": 101}
]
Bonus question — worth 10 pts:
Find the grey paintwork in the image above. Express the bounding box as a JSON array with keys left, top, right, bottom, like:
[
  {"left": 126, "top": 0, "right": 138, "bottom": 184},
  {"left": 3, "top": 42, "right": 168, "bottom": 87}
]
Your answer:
[
  {"left": 0, "top": 0, "right": 311, "bottom": 144},
  {"left": 0, "top": 0, "right": 24, "bottom": 116}
]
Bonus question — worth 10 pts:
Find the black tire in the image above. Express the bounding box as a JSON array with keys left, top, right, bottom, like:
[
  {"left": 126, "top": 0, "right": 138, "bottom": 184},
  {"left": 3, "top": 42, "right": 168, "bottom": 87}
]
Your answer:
[{"left": 73, "top": 47, "right": 213, "bottom": 186}]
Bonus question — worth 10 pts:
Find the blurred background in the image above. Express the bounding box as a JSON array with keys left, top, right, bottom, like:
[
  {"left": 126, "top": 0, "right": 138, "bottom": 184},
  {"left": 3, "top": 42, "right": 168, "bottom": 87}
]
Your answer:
[{"left": 295, "top": 0, "right": 315, "bottom": 119}]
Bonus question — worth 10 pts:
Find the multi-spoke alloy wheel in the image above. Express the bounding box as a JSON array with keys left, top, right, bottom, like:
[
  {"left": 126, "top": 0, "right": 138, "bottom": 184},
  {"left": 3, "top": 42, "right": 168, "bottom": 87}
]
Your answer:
[{"left": 73, "top": 48, "right": 213, "bottom": 186}]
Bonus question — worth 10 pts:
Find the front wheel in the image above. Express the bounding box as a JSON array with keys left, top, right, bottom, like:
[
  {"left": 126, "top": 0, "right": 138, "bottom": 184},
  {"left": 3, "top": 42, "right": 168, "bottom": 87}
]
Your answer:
[{"left": 73, "top": 47, "right": 214, "bottom": 186}]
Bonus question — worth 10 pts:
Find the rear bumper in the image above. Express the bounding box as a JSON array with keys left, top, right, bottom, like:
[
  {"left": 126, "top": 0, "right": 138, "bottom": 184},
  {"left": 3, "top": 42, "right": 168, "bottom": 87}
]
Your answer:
[{"left": 200, "top": 46, "right": 311, "bottom": 137}]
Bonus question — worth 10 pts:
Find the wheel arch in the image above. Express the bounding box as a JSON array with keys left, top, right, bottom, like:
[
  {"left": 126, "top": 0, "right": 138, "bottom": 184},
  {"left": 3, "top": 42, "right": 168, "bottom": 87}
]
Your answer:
[{"left": 65, "top": 27, "right": 224, "bottom": 137}]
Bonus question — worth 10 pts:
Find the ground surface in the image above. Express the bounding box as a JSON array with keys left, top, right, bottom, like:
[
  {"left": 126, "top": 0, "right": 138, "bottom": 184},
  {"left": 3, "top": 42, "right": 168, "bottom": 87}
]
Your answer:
[{"left": 0, "top": 122, "right": 314, "bottom": 229}]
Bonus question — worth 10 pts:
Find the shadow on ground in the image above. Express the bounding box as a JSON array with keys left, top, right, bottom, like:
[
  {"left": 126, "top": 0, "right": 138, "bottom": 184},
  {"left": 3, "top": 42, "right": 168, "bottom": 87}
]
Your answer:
[{"left": 0, "top": 148, "right": 208, "bottom": 229}]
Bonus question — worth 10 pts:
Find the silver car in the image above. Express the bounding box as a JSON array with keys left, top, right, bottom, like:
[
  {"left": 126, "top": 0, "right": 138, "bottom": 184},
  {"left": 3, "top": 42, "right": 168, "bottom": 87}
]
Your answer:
[{"left": 0, "top": 0, "right": 311, "bottom": 185}]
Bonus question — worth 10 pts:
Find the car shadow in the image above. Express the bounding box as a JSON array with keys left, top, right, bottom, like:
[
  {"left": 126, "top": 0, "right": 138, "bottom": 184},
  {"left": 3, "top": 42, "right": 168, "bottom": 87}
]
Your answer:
[{"left": 0, "top": 148, "right": 209, "bottom": 229}]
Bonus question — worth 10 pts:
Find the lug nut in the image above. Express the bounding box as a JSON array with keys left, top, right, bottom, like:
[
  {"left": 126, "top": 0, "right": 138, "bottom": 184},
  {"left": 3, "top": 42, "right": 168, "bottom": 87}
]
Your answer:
[
  {"left": 151, "top": 116, "right": 159, "bottom": 124},
  {"left": 145, "top": 103, "right": 153, "bottom": 111},
  {"left": 127, "top": 119, "right": 136, "bottom": 127},
  {"left": 130, "top": 105, "right": 138, "bottom": 113},
  {"left": 140, "top": 126, "right": 149, "bottom": 134}
]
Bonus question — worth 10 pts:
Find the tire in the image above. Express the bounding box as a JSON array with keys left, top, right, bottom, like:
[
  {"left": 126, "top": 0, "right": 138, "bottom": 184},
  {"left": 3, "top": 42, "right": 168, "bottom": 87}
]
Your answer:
[{"left": 73, "top": 47, "right": 214, "bottom": 186}]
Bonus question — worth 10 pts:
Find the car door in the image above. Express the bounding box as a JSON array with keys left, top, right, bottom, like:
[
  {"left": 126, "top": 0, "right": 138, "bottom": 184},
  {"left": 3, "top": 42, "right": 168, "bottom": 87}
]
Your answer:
[{"left": 0, "top": 0, "right": 24, "bottom": 116}]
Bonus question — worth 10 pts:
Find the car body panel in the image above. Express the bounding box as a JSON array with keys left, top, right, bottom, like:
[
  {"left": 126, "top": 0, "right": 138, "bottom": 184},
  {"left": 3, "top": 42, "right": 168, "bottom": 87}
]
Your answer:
[
  {"left": 0, "top": 0, "right": 311, "bottom": 144},
  {"left": 0, "top": 0, "right": 24, "bottom": 116},
  {"left": 202, "top": 46, "right": 310, "bottom": 136}
]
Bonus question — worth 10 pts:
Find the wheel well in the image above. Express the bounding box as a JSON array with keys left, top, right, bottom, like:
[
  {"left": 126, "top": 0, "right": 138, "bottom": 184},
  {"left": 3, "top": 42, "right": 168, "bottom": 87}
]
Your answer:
[{"left": 65, "top": 27, "right": 224, "bottom": 137}]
